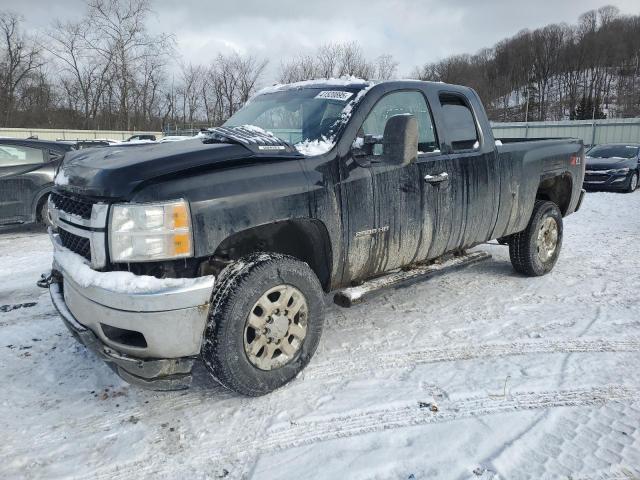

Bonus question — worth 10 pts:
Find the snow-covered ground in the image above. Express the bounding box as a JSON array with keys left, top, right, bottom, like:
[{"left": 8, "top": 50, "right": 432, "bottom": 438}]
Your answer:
[{"left": 1, "top": 191, "right": 639, "bottom": 480}]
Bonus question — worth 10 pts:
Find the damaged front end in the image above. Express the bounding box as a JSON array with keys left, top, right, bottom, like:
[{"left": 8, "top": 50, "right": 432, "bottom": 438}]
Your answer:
[{"left": 43, "top": 191, "right": 215, "bottom": 390}]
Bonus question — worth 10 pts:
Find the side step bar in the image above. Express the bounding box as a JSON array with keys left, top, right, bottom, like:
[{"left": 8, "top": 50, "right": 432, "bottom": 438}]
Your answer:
[{"left": 333, "top": 251, "right": 492, "bottom": 308}]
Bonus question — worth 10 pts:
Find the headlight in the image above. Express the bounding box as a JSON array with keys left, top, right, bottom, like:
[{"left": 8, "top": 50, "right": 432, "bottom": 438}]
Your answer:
[
  {"left": 612, "top": 168, "right": 630, "bottom": 174},
  {"left": 109, "top": 199, "right": 193, "bottom": 262}
]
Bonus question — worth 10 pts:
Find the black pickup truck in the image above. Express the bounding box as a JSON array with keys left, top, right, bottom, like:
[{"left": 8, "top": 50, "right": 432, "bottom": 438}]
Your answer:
[{"left": 45, "top": 79, "right": 585, "bottom": 395}]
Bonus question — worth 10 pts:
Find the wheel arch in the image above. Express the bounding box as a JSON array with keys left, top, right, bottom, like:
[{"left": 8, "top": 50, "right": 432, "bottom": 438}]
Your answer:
[
  {"left": 213, "top": 219, "right": 333, "bottom": 292},
  {"left": 536, "top": 173, "right": 573, "bottom": 216}
]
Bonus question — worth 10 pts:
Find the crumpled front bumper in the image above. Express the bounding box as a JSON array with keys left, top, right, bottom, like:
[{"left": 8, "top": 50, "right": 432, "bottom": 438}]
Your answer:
[{"left": 47, "top": 232, "right": 215, "bottom": 390}]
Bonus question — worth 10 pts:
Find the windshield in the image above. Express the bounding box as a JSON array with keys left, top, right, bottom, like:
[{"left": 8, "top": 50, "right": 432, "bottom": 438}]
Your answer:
[
  {"left": 224, "top": 87, "right": 363, "bottom": 146},
  {"left": 587, "top": 145, "right": 639, "bottom": 159}
]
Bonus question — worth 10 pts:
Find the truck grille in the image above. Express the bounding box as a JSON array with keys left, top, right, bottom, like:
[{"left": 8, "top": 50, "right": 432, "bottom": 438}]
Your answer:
[
  {"left": 59, "top": 229, "right": 91, "bottom": 261},
  {"left": 50, "top": 192, "right": 95, "bottom": 220}
]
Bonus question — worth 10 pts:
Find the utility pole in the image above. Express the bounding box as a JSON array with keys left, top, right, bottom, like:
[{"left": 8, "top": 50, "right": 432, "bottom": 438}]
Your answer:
[{"left": 524, "top": 85, "right": 530, "bottom": 123}]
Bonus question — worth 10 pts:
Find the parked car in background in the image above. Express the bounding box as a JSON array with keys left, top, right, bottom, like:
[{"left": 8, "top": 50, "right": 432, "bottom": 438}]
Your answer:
[
  {"left": 126, "top": 134, "right": 156, "bottom": 142},
  {"left": 0, "top": 138, "right": 75, "bottom": 227},
  {"left": 583, "top": 143, "right": 640, "bottom": 193},
  {"left": 57, "top": 139, "right": 117, "bottom": 149}
]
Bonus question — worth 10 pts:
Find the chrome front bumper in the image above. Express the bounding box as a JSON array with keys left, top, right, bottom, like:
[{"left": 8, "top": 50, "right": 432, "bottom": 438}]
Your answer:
[{"left": 48, "top": 232, "right": 215, "bottom": 390}]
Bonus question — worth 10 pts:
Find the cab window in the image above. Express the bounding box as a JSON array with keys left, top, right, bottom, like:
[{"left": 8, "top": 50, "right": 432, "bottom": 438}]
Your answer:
[
  {"left": 439, "top": 94, "right": 479, "bottom": 151},
  {"left": 360, "top": 91, "right": 439, "bottom": 154},
  {"left": 0, "top": 145, "right": 46, "bottom": 167}
]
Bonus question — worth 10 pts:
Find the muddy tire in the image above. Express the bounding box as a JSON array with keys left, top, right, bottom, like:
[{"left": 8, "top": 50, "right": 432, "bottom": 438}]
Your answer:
[
  {"left": 202, "top": 252, "right": 324, "bottom": 396},
  {"left": 508, "top": 200, "right": 563, "bottom": 277}
]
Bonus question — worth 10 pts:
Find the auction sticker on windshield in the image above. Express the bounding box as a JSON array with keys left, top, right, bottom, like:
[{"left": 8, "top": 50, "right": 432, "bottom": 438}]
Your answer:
[{"left": 315, "top": 91, "right": 354, "bottom": 101}]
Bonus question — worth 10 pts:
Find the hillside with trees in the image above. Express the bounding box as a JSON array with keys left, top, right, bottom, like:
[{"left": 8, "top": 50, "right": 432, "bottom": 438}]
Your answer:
[
  {"left": 1, "top": 2, "right": 638, "bottom": 131},
  {"left": 412, "top": 6, "right": 640, "bottom": 122}
]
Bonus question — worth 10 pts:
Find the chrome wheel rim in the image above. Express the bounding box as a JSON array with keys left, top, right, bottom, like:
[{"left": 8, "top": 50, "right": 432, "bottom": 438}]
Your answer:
[
  {"left": 244, "top": 284, "right": 308, "bottom": 371},
  {"left": 536, "top": 216, "right": 558, "bottom": 262},
  {"left": 631, "top": 174, "right": 638, "bottom": 191}
]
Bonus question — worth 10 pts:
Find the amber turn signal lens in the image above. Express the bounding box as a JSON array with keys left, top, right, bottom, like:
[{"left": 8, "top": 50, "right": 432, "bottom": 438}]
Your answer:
[
  {"left": 172, "top": 233, "right": 192, "bottom": 256},
  {"left": 171, "top": 204, "right": 189, "bottom": 229}
]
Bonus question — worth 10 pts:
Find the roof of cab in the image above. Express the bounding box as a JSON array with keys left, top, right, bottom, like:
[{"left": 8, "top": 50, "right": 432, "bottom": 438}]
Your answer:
[{"left": 255, "top": 78, "right": 472, "bottom": 97}]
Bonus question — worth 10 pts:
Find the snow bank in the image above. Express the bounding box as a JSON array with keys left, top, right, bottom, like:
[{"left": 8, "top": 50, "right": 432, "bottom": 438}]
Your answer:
[{"left": 54, "top": 246, "right": 214, "bottom": 294}]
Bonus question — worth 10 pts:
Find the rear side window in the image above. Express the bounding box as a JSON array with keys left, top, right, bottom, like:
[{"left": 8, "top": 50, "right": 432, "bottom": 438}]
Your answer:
[
  {"left": 439, "top": 94, "right": 478, "bottom": 151},
  {"left": 0, "top": 145, "right": 46, "bottom": 167}
]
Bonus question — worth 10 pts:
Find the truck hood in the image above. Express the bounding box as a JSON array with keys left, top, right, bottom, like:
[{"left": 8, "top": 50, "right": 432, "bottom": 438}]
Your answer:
[
  {"left": 585, "top": 156, "right": 635, "bottom": 170},
  {"left": 55, "top": 137, "right": 298, "bottom": 198}
]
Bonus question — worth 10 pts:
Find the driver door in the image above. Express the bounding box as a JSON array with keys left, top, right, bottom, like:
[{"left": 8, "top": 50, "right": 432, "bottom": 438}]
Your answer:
[{"left": 339, "top": 90, "right": 434, "bottom": 281}]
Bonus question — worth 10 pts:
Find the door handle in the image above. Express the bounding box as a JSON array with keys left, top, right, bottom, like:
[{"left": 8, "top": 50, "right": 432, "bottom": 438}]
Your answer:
[{"left": 424, "top": 172, "right": 449, "bottom": 184}]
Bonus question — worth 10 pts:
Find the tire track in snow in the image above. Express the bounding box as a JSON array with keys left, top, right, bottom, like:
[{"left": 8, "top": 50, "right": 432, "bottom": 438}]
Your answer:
[
  {"left": 8, "top": 337, "right": 640, "bottom": 470},
  {"left": 14, "top": 337, "right": 640, "bottom": 448},
  {"left": 101, "top": 384, "right": 639, "bottom": 479},
  {"left": 225, "top": 385, "right": 640, "bottom": 460},
  {"left": 303, "top": 337, "right": 640, "bottom": 380}
]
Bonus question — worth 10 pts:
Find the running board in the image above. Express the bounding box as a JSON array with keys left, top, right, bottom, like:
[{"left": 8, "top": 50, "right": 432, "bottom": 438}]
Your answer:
[{"left": 333, "top": 251, "right": 491, "bottom": 308}]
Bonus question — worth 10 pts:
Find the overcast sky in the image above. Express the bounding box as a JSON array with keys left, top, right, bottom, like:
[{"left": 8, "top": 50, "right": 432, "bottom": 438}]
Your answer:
[{"left": 4, "top": 0, "right": 639, "bottom": 82}]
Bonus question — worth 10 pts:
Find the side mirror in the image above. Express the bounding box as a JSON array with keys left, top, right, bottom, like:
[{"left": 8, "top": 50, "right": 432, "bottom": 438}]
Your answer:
[{"left": 382, "top": 114, "right": 418, "bottom": 166}]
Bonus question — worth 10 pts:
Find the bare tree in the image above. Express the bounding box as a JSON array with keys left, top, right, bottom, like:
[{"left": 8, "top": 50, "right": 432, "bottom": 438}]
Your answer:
[
  {"left": 85, "top": 0, "right": 173, "bottom": 129},
  {"left": 316, "top": 43, "right": 342, "bottom": 78},
  {"left": 234, "top": 54, "right": 268, "bottom": 104},
  {"left": 178, "top": 63, "right": 204, "bottom": 124},
  {"left": 278, "top": 41, "right": 392, "bottom": 82},
  {"left": 375, "top": 54, "right": 398, "bottom": 80},
  {"left": 336, "top": 41, "right": 375, "bottom": 78},
  {"left": 0, "top": 11, "right": 42, "bottom": 125},
  {"left": 45, "top": 19, "right": 113, "bottom": 128},
  {"left": 279, "top": 54, "right": 319, "bottom": 83}
]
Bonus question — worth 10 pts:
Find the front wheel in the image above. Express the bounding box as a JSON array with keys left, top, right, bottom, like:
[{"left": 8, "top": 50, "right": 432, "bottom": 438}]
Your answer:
[
  {"left": 202, "top": 253, "right": 325, "bottom": 396},
  {"left": 508, "top": 200, "right": 563, "bottom": 276},
  {"left": 626, "top": 172, "right": 638, "bottom": 193}
]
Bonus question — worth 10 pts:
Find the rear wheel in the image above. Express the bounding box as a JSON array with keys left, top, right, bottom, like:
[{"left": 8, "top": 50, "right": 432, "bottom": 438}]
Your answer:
[
  {"left": 508, "top": 200, "right": 563, "bottom": 276},
  {"left": 626, "top": 172, "right": 638, "bottom": 193},
  {"left": 202, "top": 252, "right": 325, "bottom": 396}
]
